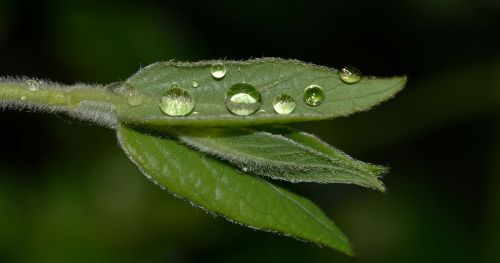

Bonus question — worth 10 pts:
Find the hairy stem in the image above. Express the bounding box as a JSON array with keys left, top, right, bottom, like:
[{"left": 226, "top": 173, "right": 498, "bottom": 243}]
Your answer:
[{"left": 0, "top": 78, "right": 125, "bottom": 128}]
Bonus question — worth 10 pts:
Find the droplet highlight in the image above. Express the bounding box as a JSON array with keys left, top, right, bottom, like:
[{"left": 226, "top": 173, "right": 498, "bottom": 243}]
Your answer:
[
  {"left": 338, "top": 66, "right": 362, "bottom": 84},
  {"left": 303, "top": 85, "right": 325, "bottom": 106},
  {"left": 127, "top": 92, "right": 143, "bottom": 107},
  {"left": 158, "top": 86, "right": 195, "bottom": 116},
  {"left": 211, "top": 63, "right": 226, "bottom": 79},
  {"left": 273, "top": 94, "right": 296, "bottom": 114},
  {"left": 225, "top": 83, "right": 261, "bottom": 116},
  {"left": 192, "top": 81, "right": 199, "bottom": 88}
]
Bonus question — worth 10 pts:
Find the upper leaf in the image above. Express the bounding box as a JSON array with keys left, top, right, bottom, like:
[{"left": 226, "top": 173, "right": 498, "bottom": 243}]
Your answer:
[
  {"left": 118, "top": 58, "right": 406, "bottom": 127},
  {"left": 117, "top": 125, "right": 353, "bottom": 255},
  {"left": 168, "top": 126, "right": 386, "bottom": 191}
]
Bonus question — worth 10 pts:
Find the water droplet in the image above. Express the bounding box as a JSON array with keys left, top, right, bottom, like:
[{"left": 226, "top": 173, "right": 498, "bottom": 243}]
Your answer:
[
  {"left": 225, "top": 83, "right": 261, "bottom": 116},
  {"left": 127, "top": 92, "right": 143, "bottom": 107},
  {"left": 115, "top": 83, "right": 142, "bottom": 106},
  {"left": 211, "top": 63, "right": 226, "bottom": 79},
  {"left": 25, "top": 79, "right": 41, "bottom": 92},
  {"left": 20, "top": 96, "right": 26, "bottom": 101},
  {"left": 303, "top": 85, "right": 325, "bottom": 106},
  {"left": 192, "top": 81, "right": 199, "bottom": 88},
  {"left": 338, "top": 66, "right": 362, "bottom": 84},
  {"left": 158, "top": 86, "right": 195, "bottom": 116},
  {"left": 273, "top": 94, "right": 296, "bottom": 114}
]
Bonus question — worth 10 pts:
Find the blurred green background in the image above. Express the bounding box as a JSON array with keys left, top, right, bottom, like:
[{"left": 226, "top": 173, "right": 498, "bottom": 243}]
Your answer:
[{"left": 0, "top": 0, "right": 499, "bottom": 262}]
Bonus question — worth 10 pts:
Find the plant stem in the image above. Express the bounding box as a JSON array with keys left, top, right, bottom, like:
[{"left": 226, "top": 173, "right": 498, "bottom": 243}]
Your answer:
[{"left": 0, "top": 79, "right": 123, "bottom": 127}]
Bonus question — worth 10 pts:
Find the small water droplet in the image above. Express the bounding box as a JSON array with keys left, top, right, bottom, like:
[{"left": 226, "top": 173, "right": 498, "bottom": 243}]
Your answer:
[
  {"left": 273, "top": 94, "right": 296, "bottom": 114},
  {"left": 211, "top": 63, "right": 226, "bottom": 79},
  {"left": 158, "top": 86, "right": 195, "bottom": 116},
  {"left": 338, "top": 66, "right": 362, "bottom": 84},
  {"left": 242, "top": 167, "right": 249, "bottom": 172},
  {"left": 225, "top": 83, "right": 261, "bottom": 116},
  {"left": 20, "top": 96, "right": 26, "bottom": 101},
  {"left": 259, "top": 109, "right": 267, "bottom": 113},
  {"left": 127, "top": 92, "right": 143, "bottom": 106},
  {"left": 303, "top": 85, "right": 325, "bottom": 106},
  {"left": 25, "top": 79, "right": 41, "bottom": 92},
  {"left": 192, "top": 81, "right": 199, "bottom": 88}
]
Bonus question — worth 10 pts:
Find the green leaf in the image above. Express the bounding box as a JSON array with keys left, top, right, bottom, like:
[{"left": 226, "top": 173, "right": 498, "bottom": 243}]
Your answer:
[
  {"left": 261, "top": 126, "right": 389, "bottom": 176},
  {"left": 168, "top": 126, "right": 386, "bottom": 191},
  {"left": 119, "top": 58, "right": 406, "bottom": 127},
  {"left": 0, "top": 59, "right": 405, "bottom": 128},
  {"left": 117, "top": 125, "right": 354, "bottom": 255}
]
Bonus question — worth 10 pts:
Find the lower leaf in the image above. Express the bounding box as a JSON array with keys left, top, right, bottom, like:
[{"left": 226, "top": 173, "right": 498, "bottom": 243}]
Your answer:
[
  {"left": 116, "top": 125, "right": 353, "bottom": 255},
  {"left": 168, "top": 126, "right": 386, "bottom": 191}
]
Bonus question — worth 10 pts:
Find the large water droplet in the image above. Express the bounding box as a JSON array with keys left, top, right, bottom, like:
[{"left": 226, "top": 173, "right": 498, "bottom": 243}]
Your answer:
[
  {"left": 25, "top": 79, "right": 41, "bottom": 92},
  {"left": 273, "top": 94, "right": 296, "bottom": 114},
  {"left": 303, "top": 85, "right": 325, "bottom": 106},
  {"left": 211, "top": 63, "right": 226, "bottom": 79},
  {"left": 338, "top": 66, "right": 362, "bottom": 84},
  {"left": 225, "top": 83, "right": 261, "bottom": 116},
  {"left": 158, "top": 86, "right": 195, "bottom": 116}
]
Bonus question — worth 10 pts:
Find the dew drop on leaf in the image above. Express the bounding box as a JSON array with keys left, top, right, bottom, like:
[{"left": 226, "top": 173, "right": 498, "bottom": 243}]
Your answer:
[
  {"left": 117, "top": 83, "right": 142, "bottom": 106},
  {"left": 127, "top": 93, "right": 143, "bottom": 107},
  {"left": 338, "top": 66, "right": 362, "bottom": 84},
  {"left": 20, "top": 95, "right": 26, "bottom": 101},
  {"left": 192, "top": 81, "right": 199, "bottom": 88},
  {"left": 273, "top": 94, "right": 296, "bottom": 114},
  {"left": 211, "top": 63, "right": 227, "bottom": 79},
  {"left": 225, "top": 83, "right": 261, "bottom": 116},
  {"left": 158, "top": 86, "right": 195, "bottom": 116},
  {"left": 303, "top": 85, "right": 325, "bottom": 106}
]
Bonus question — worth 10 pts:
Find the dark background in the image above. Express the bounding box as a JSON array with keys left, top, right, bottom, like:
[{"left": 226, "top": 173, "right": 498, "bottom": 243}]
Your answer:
[{"left": 1, "top": 0, "right": 499, "bottom": 262}]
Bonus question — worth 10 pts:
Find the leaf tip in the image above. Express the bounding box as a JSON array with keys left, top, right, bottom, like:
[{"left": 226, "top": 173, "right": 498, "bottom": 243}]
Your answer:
[
  {"left": 333, "top": 241, "right": 355, "bottom": 257},
  {"left": 391, "top": 75, "right": 408, "bottom": 95}
]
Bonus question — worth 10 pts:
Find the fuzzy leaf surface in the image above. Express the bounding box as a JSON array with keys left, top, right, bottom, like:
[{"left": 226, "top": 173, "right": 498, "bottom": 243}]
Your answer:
[
  {"left": 117, "top": 125, "right": 353, "bottom": 255},
  {"left": 169, "top": 127, "right": 386, "bottom": 191},
  {"left": 120, "top": 58, "right": 406, "bottom": 127}
]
